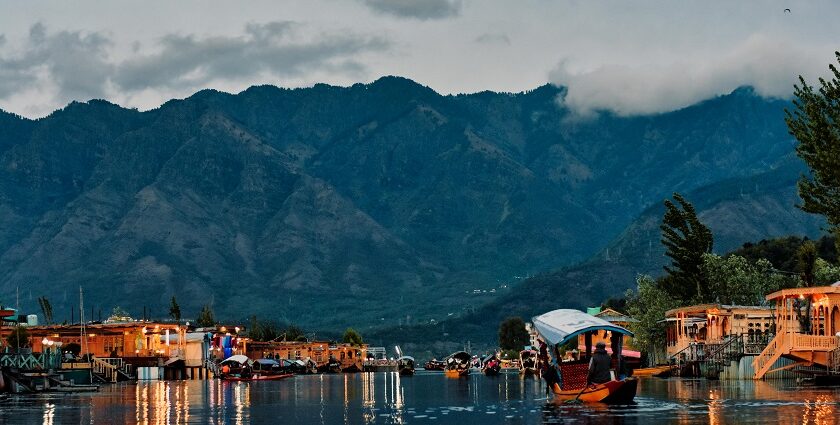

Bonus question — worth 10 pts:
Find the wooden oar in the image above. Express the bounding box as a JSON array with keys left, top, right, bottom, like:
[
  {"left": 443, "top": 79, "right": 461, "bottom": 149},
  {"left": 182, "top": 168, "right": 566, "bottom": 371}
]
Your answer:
[{"left": 564, "top": 383, "right": 590, "bottom": 404}]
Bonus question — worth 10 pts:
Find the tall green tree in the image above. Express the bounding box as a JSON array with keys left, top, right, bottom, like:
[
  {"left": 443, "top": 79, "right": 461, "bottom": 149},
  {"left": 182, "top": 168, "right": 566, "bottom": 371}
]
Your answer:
[
  {"left": 626, "top": 275, "right": 679, "bottom": 363},
  {"left": 787, "top": 51, "right": 840, "bottom": 251},
  {"left": 342, "top": 328, "right": 363, "bottom": 345},
  {"left": 498, "top": 317, "right": 530, "bottom": 350},
  {"left": 168, "top": 296, "right": 181, "bottom": 322},
  {"left": 659, "top": 193, "right": 714, "bottom": 303},
  {"left": 196, "top": 304, "right": 215, "bottom": 327},
  {"left": 701, "top": 253, "right": 797, "bottom": 305},
  {"left": 796, "top": 241, "right": 819, "bottom": 287}
]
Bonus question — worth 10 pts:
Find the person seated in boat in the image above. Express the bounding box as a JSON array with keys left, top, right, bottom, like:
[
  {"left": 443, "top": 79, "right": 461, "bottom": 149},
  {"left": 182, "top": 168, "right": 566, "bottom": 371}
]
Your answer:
[{"left": 587, "top": 342, "right": 612, "bottom": 385}]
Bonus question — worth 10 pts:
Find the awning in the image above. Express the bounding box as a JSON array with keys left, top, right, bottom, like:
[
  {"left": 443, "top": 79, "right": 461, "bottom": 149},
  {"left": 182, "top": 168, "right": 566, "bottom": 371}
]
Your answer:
[{"left": 532, "top": 309, "right": 634, "bottom": 346}]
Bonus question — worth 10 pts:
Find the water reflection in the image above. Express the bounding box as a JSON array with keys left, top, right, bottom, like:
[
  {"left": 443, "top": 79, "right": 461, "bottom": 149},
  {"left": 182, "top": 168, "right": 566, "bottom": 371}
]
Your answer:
[{"left": 9, "top": 374, "right": 840, "bottom": 424}]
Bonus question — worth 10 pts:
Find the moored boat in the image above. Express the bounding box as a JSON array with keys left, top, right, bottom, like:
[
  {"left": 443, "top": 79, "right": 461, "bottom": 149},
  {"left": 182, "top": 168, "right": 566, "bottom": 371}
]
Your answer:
[
  {"left": 424, "top": 359, "right": 446, "bottom": 371},
  {"left": 519, "top": 349, "right": 538, "bottom": 378},
  {"left": 444, "top": 351, "right": 471, "bottom": 377},
  {"left": 219, "top": 355, "right": 294, "bottom": 381},
  {"left": 532, "top": 309, "right": 638, "bottom": 404},
  {"left": 397, "top": 356, "right": 415, "bottom": 376},
  {"left": 482, "top": 354, "right": 501, "bottom": 376}
]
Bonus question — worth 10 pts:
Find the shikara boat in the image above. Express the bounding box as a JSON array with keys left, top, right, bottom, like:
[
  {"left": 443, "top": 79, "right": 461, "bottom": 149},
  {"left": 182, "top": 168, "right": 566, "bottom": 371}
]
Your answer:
[
  {"left": 532, "top": 309, "right": 638, "bottom": 404},
  {"left": 219, "top": 356, "right": 294, "bottom": 381},
  {"left": 482, "top": 354, "right": 501, "bottom": 376},
  {"left": 424, "top": 359, "right": 446, "bottom": 371},
  {"left": 444, "top": 351, "right": 471, "bottom": 377},
  {"left": 397, "top": 356, "right": 415, "bottom": 376},
  {"left": 519, "top": 349, "right": 538, "bottom": 377}
]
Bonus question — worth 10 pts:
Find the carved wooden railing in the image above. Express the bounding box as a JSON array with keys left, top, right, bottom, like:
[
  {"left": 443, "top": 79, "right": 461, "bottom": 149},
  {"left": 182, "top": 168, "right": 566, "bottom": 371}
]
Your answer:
[
  {"left": 92, "top": 357, "right": 118, "bottom": 383},
  {"left": 791, "top": 335, "right": 838, "bottom": 351}
]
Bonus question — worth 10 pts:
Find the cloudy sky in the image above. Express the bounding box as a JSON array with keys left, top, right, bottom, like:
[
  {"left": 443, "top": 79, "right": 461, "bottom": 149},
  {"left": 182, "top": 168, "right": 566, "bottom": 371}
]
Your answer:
[{"left": 0, "top": 0, "right": 838, "bottom": 118}]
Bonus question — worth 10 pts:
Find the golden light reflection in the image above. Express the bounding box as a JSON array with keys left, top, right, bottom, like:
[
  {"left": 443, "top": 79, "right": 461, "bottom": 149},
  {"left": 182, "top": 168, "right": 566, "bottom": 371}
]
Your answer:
[{"left": 42, "top": 402, "right": 55, "bottom": 425}]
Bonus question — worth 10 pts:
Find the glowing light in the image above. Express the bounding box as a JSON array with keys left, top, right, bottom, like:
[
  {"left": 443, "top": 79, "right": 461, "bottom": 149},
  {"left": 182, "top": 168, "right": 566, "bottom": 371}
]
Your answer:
[
  {"left": 235, "top": 327, "right": 240, "bottom": 333},
  {"left": 42, "top": 337, "right": 49, "bottom": 345}
]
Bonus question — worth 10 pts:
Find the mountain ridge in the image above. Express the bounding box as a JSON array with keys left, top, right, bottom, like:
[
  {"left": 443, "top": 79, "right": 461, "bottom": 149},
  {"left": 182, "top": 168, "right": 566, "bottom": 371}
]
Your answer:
[{"left": 0, "top": 77, "right": 813, "bottom": 333}]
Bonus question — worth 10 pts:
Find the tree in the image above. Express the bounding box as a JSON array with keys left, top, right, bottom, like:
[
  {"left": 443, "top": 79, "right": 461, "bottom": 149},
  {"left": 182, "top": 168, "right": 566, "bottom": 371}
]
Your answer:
[
  {"left": 625, "top": 275, "right": 679, "bottom": 364},
  {"left": 796, "top": 241, "right": 818, "bottom": 287},
  {"left": 6, "top": 325, "right": 30, "bottom": 349},
  {"left": 498, "top": 317, "right": 530, "bottom": 351},
  {"left": 815, "top": 257, "right": 840, "bottom": 285},
  {"left": 38, "top": 296, "right": 53, "bottom": 325},
  {"left": 659, "top": 193, "right": 714, "bottom": 303},
  {"left": 701, "top": 253, "right": 798, "bottom": 305},
  {"left": 786, "top": 51, "right": 840, "bottom": 251},
  {"left": 196, "top": 304, "right": 215, "bottom": 327},
  {"left": 342, "top": 328, "right": 363, "bottom": 345},
  {"left": 168, "top": 296, "right": 181, "bottom": 322}
]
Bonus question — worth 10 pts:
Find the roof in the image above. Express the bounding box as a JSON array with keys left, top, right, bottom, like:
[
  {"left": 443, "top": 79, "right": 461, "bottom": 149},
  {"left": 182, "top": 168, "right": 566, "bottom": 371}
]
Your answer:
[
  {"left": 665, "top": 303, "right": 772, "bottom": 317},
  {"left": 765, "top": 286, "right": 840, "bottom": 300},
  {"left": 532, "top": 309, "right": 633, "bottom": 346},
  {"left": 594, "top": 308, "right": 639, "bottom": 323}
]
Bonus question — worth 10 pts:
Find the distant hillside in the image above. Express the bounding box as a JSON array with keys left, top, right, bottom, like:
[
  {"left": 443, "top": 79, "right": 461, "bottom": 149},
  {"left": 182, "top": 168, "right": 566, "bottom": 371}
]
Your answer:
[
  {"left": 368, "top": 161, "right": 824, "bottom": 356},
  {"left": 0, "top": 77, "right": 811, "bottom": 330}
]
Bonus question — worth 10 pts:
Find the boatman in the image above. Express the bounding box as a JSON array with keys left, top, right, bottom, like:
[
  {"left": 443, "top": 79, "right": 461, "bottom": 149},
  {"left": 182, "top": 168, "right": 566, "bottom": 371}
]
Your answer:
[{"left": 587, "top": 342, "right": 611, "bottom": 384}]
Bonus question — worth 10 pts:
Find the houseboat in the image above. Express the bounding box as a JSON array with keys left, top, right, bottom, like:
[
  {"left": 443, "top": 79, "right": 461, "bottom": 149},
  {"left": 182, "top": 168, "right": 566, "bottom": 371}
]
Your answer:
[
  {"left": 753, "top": 286, "right": 840, "bottom": 380},
  {"left": 664, "top": 304, "right": 774, "bottom": 377}
]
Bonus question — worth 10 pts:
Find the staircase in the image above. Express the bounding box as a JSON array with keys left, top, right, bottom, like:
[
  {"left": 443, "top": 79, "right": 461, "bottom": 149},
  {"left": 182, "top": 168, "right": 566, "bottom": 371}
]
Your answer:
[
  {"left": 752, "top": 332, "right": 791, "bottom": 380},
  {"left": 704, "top": 335, "right": 744, "bottom": 378},
  {"left": 91, "top": 357, "right": 119, "bottom": 383}
]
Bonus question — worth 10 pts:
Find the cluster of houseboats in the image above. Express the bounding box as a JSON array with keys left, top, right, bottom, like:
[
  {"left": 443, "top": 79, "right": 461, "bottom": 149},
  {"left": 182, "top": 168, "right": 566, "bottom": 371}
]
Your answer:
[{"left": 4, "top": 283, "right": 840, "bottom": 404}]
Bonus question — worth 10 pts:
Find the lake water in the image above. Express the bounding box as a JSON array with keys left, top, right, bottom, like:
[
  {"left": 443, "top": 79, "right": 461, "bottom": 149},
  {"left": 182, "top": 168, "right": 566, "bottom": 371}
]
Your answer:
[{"left": 2, "top": 371, "right": 840, "bottom": 424}]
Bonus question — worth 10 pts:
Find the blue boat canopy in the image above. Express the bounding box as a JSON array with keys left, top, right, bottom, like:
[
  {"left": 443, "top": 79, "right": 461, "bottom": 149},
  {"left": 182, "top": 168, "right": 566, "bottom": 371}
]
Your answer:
[{"left": 532, "top": 309, "right": 634, "bottom": 346}]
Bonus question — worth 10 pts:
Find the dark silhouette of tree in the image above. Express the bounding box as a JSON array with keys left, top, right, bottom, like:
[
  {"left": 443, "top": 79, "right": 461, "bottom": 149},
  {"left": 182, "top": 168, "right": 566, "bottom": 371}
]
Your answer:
[
  {"left": 196, "top": 304, "right": 215, "bottom": 327},
  {"left": 787, "top": 51, "right": 840, "bottom": 251},
  {"left": 168, "top": 296, "right": 181, "bottom": 322},
  {"left": 498, "top": 317, "right": 530, "bottom": 350},
  {"left": 342, "top": 328, "right": 363, "bottom": 345},
  {"left": 797, "top": 241, "right": 818, "bottom": 287},
  {"left": 659, "top": 193, "right": 714, "bottom": 303},
  {"left": 6, "top": 325, "right": 30, "bottom": 349},
  {"left": 38, "top": 296, "right": 53, "bottom": 325}
]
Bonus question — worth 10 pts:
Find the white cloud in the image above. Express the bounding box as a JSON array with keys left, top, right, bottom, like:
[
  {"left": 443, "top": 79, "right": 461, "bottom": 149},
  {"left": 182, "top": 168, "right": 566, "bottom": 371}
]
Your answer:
[{"left": 550, "top": 34, "right": 833, "bottom": 117}]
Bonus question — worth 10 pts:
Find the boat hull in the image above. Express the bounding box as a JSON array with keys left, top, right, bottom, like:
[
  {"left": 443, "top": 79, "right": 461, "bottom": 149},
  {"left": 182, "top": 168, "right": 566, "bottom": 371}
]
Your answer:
[
  {"left": 444, "top": 369, "right": 470, "bottom": 378},
  {"left": 551, "top": 378, "right": 638, "bottom": 404},
  {"left": 520, "top": 367, "right": 538, "bottom": 378},
  {"left": 398, "top": 368, "right": 415, "bottom": 376},
  {"left": 222, "top": 373, "right": 294, "bottom": 382}
]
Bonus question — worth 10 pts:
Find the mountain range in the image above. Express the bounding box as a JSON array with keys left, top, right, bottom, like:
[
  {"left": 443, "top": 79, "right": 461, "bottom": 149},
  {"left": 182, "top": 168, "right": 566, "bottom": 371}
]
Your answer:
[{"left": 0, "top": 77, "right": 823, "bottom": 335}]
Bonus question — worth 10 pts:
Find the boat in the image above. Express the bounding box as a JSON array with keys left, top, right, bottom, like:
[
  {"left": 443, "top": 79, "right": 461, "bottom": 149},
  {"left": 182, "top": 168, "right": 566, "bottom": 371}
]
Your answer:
[
  {"left": 317, "top": 356, "right": 342, "bottom": 374},
  {"left": 532, "top": 309, "right": 638, "bottom": 404},
  {"left": 519, "top": 349, "right": 538, "bottom": 378},
  {"left": 397, "top": 356, "right": 415, "bottom": 376},
  {"left": 444, "top": 351, "right": 471, "bottom": 377},
  {"left": 424, "top": 359, "right": 446, "bottom": 371},
  {"left": 482, "top": 354, "right": 501, "bottom": 376},
  {"left": 219, "top": 355, "right": 294, "bottom": 381}
]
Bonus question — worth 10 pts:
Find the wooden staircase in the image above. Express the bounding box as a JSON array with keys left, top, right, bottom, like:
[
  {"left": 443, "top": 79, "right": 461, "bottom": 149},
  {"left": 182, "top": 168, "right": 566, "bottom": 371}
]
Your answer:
[
  {"left": 752, "top": 332, "right": 790, "bottom": 380},
  {"left": 91, "top": 357, "right": 119, "bottom": 383}
]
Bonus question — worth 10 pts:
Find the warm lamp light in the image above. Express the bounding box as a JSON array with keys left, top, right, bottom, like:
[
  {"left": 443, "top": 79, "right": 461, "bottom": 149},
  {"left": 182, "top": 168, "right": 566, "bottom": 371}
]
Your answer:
[{"left": 42, "top": 337, "right": 49, "bottom": 345}]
